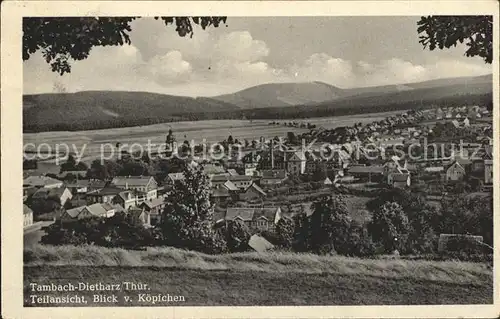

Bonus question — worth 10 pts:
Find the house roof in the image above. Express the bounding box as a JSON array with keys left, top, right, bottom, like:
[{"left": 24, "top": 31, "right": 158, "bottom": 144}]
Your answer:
[
  {"left": 260, "top": 169, "right": 287, "bottom": 179},
  {"left": 111, "top": 176, "right": 156, "bottom": 187},
  {"left": 32, "top": 186, "right": 68, "bottom": 199},
  {"left": 167, "top": 172, "right": 185, "bottom": 181},
  {"left": 227, "top": 169, "right": 239, "bottom": 176},
  {"left": 286, "top": 151, "right": 306, "bottom": 161},
  {"left": 391, "top": 173, "right": 409, "bottom": 182},
  {"left": 223, "top": 180, "right": 239, "bottom": 191},
  {"left": 66, "top": 205, "right": 86, "bottom": 218},
  {"left": 23, "top": 175, "right": 62, "bottom": 187},
  {"left": 245, "top": 183, "right": 266, "bottom": 196},
  {"left": 201, "top": 164, "right": 227, "bottom": 175},
  {"left": 84, "top": 203, "right": 108, "bottom": 217},
  {"left": 211, "top": 175, "right": 253, "bottom": 182},
  {"left": 248, "top": 234, "right": 274, "bottom": 253},
  {"left": 225, "top": 207, "right": 278, "bottom": 221},
  {"left": 424, "top": 166, "right": 444, "bottom": 172},
  {"left": 64, "top": 180, "right": 90, "bottom": 188},
  {"left": 23, "top": 204, "right": 33, "bottom": 215},
  {"left": 141, "top": 197, "right": 165, "bottom": 209},
  {"left": 225, "top": 208, "right": 255, "bottom": 221},
  {"left": 87, "top": 187, "right": 124, "bottom": 196},
  {"left": 211, "top": 187, "right": 231, "bottom": 198},
  {"left": 348, "top": 165, "right": 384, "bottom": 174}
]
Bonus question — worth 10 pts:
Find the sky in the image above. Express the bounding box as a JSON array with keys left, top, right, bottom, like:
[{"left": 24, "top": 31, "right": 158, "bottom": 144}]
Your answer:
[{"left": 23, "top": 17, "right": 492, "bottom": 97}]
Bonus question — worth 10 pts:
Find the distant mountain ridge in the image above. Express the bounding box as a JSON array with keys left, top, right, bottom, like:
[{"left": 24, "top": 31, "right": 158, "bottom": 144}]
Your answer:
[
  {"left": 212, "top": 74, "right": 492, "bottom": 108},
  {"left": 23, "top": 74, "right": 492, "bottom": 132},
  {"left": 212, "top": 81, "right": 345, "bottom": 109}
]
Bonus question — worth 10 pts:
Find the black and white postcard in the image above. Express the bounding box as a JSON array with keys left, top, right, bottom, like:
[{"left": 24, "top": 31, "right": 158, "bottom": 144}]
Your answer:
[{"left": 1, "top": 1, "right": 499, "bottom": 318}]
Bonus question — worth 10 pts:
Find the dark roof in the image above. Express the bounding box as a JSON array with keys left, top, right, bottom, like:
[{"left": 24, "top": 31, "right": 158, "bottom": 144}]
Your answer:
[
  {"left": 211, "top": 187, "right": 231, "bottom": 198},
  {"left": 140, "top": 197, "right": 165, "bottom": 209},
  {"left": 32, "top": 186, "right": 68, "bottom": 199},
  {"left": 211, "top": 175, "right": 253, "bottom": 182},
  {"left": 348, "top": 165, "right": 384, "bottom": 174},
  {"left": 261, "top": 169, "right": 286, "bottom": 179},
  {"left": 391, "top": 173, "right": 409, "bottom": 182},
  {"left": 225, "top": 207, "right": 279, "bottom": 221},
  {"left": 245, "top": 183, "right": 266, "bottom": 196}
]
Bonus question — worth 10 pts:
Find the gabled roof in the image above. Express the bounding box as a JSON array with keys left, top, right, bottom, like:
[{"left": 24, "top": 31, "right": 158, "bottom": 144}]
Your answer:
[
  {"left": 32, "top": 186, "right": 68, "bottom": 199},
  {"left": 286, "top": 151, "right": 306, "bottom": 161},
  {"left": 111, "top": 176, "right": 156, "bottom": 187},
  {"left": 141, "top": 197, "right": 165, "bottom": 209},
  {"left": 227, "top": 169, "right": 239, "bottom": 176},
  {"left": 225, "top": 208, "right": 255, "bottom": 221},
  {"left": 23, "top": 175, "right": 62, "bottom": 187},
  {"left": 225, "top": 207, "right": 278, "bottom": 221},
  {"left": 84, "top": 203, "right": 108, "bottom": 217},
  {"left": 246, "top": 183, "right": 266, "bottom": 196},
  {"left": 447, "top": 161, "right": 465, "bottom": 172},
  {"left": 87, "top": 187, "right": 124, "bottom": 196},
  {"left": 66, "top": 205, "right": 86, "bottom": 218},
  {"left": 167, "top": 172, "right": 185, "bottom": 181},
  {"left": 222, "top": 180, "right": 239, "bottom": 191},
  {"left": 248, "top": 234, "right": 274, "bottom": 253}
]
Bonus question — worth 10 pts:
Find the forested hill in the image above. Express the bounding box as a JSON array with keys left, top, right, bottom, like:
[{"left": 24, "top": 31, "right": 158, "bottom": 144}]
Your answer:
[
  {"left": 23, "top": 74, "right": 492, "bottom": 133},
  {"left": 23, "top": 91, "right": 239, "bottom": 132}
]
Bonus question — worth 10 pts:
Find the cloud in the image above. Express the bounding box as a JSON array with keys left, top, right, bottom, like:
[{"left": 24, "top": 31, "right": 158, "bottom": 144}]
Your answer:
[
  {"left": 214, "top": 31, "right": 270, "bottom": 62},
  {"left": 23, "top": 22, "right": 492, "bottom": 97},
  {"left": 148, "top": 51, "right": 192, "bottom": 84},
  {"left": 289, "top": 53, "right": 355, "bottom": 86}
]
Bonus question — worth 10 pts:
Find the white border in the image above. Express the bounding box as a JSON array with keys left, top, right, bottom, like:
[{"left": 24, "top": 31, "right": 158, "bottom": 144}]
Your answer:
[{"left": 2, "top": 1, "right": 499, "bottom": 318}]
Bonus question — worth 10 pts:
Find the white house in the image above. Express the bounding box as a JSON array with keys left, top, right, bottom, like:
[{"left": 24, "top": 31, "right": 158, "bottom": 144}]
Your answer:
[
  {"left": 111, "top": 176, "right": 158, "bottom": 200},
  {"left": 446, "top": 161, "right": 466, "bottom": 182}
]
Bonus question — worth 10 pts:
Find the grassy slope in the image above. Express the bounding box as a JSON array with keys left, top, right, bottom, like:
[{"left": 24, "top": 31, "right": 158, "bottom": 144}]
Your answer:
[{"left": 24, "top": 245, "right": 492, "bottom": 306}]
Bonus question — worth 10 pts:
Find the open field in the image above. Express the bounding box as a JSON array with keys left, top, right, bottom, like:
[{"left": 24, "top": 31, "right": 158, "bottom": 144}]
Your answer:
[
  {"left": 24, "top": 111, "right": 403, "bottom": 164},
  {"left": 24, "top": 245, "right": 492, "bottom": 306}
]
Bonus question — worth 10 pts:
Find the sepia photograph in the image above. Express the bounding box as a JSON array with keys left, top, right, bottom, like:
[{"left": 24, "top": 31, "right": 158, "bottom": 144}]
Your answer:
[{"left": 1, "top": 1, "right": 499, "bottom": 318}]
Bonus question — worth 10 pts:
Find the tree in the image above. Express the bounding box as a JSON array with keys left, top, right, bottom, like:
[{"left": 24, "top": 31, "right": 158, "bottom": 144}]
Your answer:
[
  {"left": 23, "top": 17, "right": 227, "bottom": 75},
  {"left": 309, "top": 195, "right": 352, "bottom": 254},
  {"left": 287, "top": 131, "right": 297, "bottom": 144},
  {"left": 369, "top": 201, "right": 409, "bottom": 253},
  {"left": 87, "top": 159, "right": 123, "bottom": 180},
  {"left": 60, "top": 154, "right": 88, "bottom": 172},
  {"left": 275, "top": 216, "right": 295, "bottom": 248},
  {"left": 406, "top": 207, "right": 438, "bottom": 254},
  {"left": 417, "top": 16, "right": 493, "bottom": 64},
  {"left": 227, "top": 135, "right": 234, "bottom": 145},
  {"left": 159, "top": 163, "right": 224, "bottom": 253},
  {"left": 225, "top": 219, "right": 251, "bottom": 252}
]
